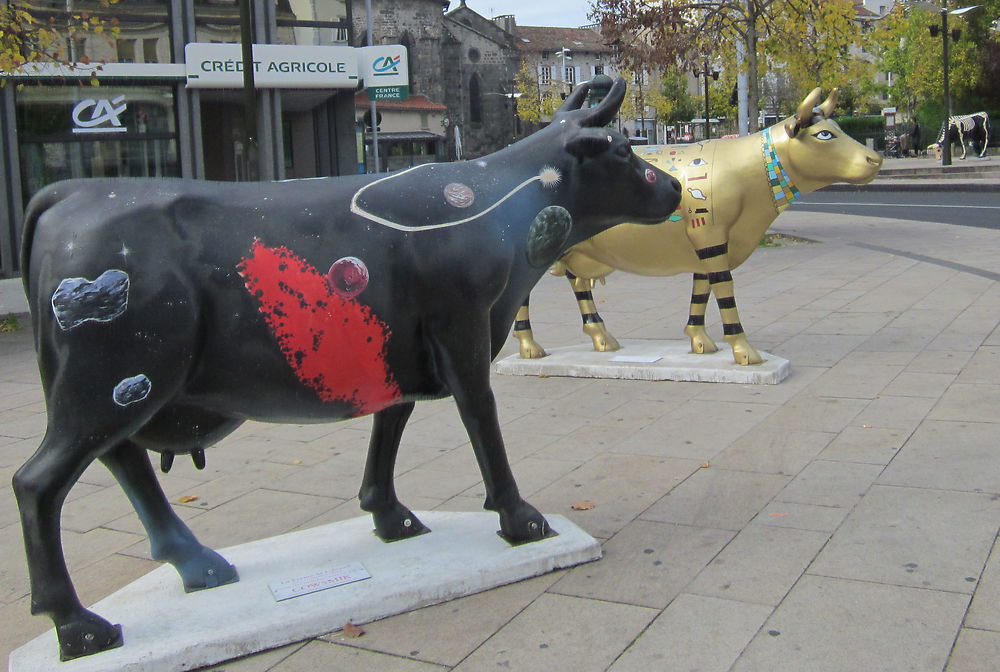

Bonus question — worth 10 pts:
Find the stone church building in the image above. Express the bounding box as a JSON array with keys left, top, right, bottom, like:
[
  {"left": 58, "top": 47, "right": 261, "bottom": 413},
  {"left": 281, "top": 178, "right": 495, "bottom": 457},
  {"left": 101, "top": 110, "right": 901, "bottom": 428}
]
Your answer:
[{"left": 352, "top": 0, "right": 520, "bottom": 163}]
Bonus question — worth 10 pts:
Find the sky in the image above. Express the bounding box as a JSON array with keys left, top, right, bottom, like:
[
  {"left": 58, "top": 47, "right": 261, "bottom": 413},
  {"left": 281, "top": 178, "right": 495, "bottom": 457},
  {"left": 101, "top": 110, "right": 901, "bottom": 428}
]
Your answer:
[{"left": 459, "top": 1, "right": 597, "bottom": 28}]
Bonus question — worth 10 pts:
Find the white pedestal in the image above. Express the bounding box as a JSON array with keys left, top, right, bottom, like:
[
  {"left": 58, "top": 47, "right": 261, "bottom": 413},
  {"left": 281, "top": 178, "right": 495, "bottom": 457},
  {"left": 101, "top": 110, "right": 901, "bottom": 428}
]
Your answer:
[
  {"left": 494, "top": 339, "right": 790, "bottom": 385},
  {"left": 9, "top": 512, "right": 600, "bottom": 672}
]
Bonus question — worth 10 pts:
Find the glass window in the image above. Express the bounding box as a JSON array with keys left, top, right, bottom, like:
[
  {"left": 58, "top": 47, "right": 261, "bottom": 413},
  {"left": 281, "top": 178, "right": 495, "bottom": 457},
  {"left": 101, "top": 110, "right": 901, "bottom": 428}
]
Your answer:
[
  {"left": 16, "top": 84, "right": 179, "bottom": 201},
  {"left": 143, "top": 38, "right": 159, "bottom": 63},
  {"left": 194, "top": 1, "right": 349, "bottom": 45},
  {"left": 277, "top": 0, "right": 350, "bottom": 46},
  {"left": 194, "top": 0, "right": 242, "bottom": 43},
  {"left": 540, "top": 66, "right": 551, "bottom": 85},
  {"left": 117, "top": 39, "right": 137, "bottom": 64},
  {"left": 24, "top": 1, "right": 173, "bottom": 63},
  {"left": 469, "top": 75, "right": 482, "bottom": 124}
]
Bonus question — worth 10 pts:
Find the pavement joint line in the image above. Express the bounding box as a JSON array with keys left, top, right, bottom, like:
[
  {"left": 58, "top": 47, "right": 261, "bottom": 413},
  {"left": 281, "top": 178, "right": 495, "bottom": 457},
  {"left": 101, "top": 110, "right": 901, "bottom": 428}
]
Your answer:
[
  {"left": 850, "top": 242, "right": 1000, "bottom": 282},
  {"left": 800, "top": 571, "right": 982, "bottom": 597}
]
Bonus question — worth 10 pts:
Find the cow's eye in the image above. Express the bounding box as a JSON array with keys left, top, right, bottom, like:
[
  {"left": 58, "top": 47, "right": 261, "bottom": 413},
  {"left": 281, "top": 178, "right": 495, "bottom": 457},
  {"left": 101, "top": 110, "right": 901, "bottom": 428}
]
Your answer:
[{"left": 813, "top": 130, "right": 835, "bottom": 141}]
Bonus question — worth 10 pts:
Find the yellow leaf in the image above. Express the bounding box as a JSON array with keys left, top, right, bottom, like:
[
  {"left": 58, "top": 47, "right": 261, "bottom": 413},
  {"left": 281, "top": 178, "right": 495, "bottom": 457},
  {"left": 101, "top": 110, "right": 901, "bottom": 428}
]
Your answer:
[
  {"left": 178, "top": 495, "right": 198, "bottom": 503},
  {"left": 571, "top": 501, "right": 596, "bottom": 511}
]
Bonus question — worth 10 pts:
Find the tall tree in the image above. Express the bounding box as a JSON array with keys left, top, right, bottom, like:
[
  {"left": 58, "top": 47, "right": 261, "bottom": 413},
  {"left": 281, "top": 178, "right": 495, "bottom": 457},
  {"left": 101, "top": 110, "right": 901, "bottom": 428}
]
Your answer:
[
  {"left": 870, "top": 0, "right": 1000, "bottom": 116},
  {"left": 590, "top": 0, "right": 788, "bottom": 133},
  {"left": 764, "top": 0, "right": 869, "bottom": 96},
  {"left": 514, "top": 59, "right": 560, "bottom": 127},
  {"left": 657, "top": 63, "right": 700, "bottom": 125}
]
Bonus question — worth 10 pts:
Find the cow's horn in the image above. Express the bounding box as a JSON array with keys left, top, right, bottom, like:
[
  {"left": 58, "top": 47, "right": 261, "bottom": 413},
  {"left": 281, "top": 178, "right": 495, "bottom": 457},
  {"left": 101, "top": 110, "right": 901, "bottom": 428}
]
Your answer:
[
  {"left": 556, "top": 80, "right": 592, "bottom": 116},
  {"left": 819, "top": 89, "right": 839, "bottom": 119},
  {"left": 554, "top": 77, "right": 627, "bottom": 128},
  {"left": 785, "top": 87, "right": 822, "bottom": 137},
  {"left": 579, "top": 77, "right": 626, "bottom": 128}
]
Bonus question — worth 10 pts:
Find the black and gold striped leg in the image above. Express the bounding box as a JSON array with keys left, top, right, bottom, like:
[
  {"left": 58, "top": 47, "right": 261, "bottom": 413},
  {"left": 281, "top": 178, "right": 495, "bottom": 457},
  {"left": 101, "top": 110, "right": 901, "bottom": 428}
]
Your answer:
[
  {"left": 683, "top": 273, "right": 718, "bottom": 354},
  {"left": 699, "top": 243, "right": 762, "bottom": 365},
  {"left": 567, "top": 272, "right": 621, "bottom": 352},
  {"left": 513, "top": 297, "right": 548, "bottom": 359}
]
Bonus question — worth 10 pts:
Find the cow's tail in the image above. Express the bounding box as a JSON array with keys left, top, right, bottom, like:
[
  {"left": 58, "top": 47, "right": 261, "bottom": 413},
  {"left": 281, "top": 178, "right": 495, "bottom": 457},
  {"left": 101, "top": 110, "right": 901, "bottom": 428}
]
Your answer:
[{"left": 19, "top": 183, "right": 68, "bottom": 297}]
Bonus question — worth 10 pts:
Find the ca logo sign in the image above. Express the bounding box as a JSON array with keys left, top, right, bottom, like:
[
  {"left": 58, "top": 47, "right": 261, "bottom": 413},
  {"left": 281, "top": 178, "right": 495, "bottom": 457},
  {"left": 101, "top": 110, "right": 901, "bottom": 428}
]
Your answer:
[
  {"left": 72, "top": 95, "right": 128, "bottom": 134},
  {"left": 372, "top": 55, "right": 401, "bottom": 77}
]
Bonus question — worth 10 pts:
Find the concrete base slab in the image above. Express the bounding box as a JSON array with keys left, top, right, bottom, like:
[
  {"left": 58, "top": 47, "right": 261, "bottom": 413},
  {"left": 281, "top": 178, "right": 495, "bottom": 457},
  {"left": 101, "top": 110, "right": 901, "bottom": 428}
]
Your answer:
[
  {"left": 493, "top": 339, "right": 790, "bottom": 385},
  {"left": 9, "top": 512, "right": 600, "bottom": 672}
]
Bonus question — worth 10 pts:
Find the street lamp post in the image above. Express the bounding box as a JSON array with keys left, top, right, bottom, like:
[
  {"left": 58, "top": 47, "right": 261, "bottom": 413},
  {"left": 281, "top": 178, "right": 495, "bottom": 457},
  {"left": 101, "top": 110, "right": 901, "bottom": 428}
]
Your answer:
[
  {"left": 909, "top": 1, "right": 982, "bottom": 166},
  {"left": 555, "top": 48, "right": 572, "bottom": 97},
  {"left": 940, "top": 3, "right": 953, "bottom": 164},
  {"left": 693, "top": 59, "right": 720, "bottom": 140}
]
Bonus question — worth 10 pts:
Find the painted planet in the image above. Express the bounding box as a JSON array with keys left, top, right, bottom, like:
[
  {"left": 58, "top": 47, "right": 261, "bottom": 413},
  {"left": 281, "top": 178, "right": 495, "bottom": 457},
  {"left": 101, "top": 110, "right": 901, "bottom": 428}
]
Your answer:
[
  {"left": 443, "top": 182, "right": 475, "bottom": 208},
  {"left": 327, "top": 257, "right": 370, "bottom": 298}
]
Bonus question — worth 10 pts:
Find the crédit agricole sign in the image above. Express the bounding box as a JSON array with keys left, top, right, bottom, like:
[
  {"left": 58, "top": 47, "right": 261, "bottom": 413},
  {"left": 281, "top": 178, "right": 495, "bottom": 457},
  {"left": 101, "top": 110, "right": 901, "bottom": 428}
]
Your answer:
[{"left": 185, "top": 43, "right": 408, "bottom": 98}]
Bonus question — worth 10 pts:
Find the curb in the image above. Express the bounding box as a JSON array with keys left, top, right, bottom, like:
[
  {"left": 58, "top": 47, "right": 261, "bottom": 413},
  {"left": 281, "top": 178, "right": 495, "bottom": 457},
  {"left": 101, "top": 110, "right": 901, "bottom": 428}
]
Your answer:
[{"left": 820, "top": 181, "right": 1000, "bottom": 192}]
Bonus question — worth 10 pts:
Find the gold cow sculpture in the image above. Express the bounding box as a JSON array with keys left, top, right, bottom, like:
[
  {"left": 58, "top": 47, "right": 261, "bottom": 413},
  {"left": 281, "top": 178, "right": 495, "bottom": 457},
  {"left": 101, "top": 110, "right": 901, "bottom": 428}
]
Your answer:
[{"left": 513, "top": 88, "right": 882, "bottom": 365}]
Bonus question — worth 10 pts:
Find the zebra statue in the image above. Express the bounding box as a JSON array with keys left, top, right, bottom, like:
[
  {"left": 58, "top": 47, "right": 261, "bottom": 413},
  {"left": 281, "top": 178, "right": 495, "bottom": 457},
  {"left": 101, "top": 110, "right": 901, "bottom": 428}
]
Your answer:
[{"left": 930, "top": 112, "right": 991, "bottom": 159}]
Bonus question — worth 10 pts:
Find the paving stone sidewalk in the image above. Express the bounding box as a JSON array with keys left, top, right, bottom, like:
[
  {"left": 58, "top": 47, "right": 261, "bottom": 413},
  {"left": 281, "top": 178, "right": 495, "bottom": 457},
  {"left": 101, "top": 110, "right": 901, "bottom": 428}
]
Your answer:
[{"left": 2, "top": 205, "right": 1000, "bottom": 671}]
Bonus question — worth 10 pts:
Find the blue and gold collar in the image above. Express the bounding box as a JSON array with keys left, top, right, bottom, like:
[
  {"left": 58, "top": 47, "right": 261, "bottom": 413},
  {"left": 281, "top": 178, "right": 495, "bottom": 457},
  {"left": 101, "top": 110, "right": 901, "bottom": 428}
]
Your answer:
[{"left": 761, "top": 127, "right": 800, "bottom": 213}]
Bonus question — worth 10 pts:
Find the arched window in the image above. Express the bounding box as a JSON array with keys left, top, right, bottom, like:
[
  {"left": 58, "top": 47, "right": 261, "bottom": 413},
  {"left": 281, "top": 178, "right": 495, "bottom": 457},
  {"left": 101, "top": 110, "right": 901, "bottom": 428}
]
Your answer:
[
  {"left": 399, "top": 32, "right": 416, "bottom": 93},
  {"left": 469, "top": 74, "right": 482, "bottom": 124}
]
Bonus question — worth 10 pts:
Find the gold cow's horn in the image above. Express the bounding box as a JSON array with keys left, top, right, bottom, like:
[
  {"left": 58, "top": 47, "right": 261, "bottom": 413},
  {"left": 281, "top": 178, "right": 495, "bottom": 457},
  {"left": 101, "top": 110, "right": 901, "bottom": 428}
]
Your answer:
[
  {"left": 785, "top": 87, "right": 822, "bottom": 138},
  {"left": 819, "top": 89, "right": 839, "bottom": 119}
]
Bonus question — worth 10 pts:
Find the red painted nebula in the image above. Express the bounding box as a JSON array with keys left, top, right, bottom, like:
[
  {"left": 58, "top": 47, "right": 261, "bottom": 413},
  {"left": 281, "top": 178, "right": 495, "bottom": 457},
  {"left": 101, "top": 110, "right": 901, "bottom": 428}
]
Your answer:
[
  {"left": 327, "top": 256, "right": 369, "bottom": 298},
  {"left": 237, "top": 239, "right": 400, "bottom": 416}
]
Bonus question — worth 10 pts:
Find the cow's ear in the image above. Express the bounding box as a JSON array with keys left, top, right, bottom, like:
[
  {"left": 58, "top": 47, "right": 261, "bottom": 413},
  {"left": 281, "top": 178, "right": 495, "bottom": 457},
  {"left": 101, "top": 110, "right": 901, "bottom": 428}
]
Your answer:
[
  {"left": 784, "top": 116, "right": 800, "bottom": 138},
  {"left": 565, "top": 130, "right": 613, "bottom": 161}
]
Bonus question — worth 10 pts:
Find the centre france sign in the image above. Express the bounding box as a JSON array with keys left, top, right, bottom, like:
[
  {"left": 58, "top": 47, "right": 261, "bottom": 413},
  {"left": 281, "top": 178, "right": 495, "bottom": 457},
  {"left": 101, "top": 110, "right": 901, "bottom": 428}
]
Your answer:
[{"left": 359, "top": 46, "right": 410, "bottom": 101}]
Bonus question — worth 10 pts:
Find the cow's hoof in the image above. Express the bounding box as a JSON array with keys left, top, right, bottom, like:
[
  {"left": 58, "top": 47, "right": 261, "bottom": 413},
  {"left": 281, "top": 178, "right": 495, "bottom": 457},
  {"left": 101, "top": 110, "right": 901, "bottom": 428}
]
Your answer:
[
  {"left": 498, "top": 502, "right": 554, "bottom": 545},
  {"left": 518, "top": 339, "right": 549, "bottom": 359},
  {"left": 178, "top": 547, "right": 239, "bottom": 592},
  {"left": 684, "top": 324, "right": 718, "bottom": 354},
  {"left": 584, "top": 323, "right": 620, "bottom": 352},
  {"left": 730, "top": 343, "right": 763, "bottom": 366},
  {"left": 372, "top": 505, "right": 430, "bottom": 542},
  {"left": 724, "top": 334, "right": 762, "bottom": 366},
  {"left": 56, "top": 610, "right": 124, "bottom": 661}
]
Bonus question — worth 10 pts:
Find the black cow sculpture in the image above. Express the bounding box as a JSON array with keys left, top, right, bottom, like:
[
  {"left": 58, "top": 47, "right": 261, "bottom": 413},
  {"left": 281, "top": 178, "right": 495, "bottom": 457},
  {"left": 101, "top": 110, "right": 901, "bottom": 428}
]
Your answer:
[
  {"left": 930, "top": 112, "right": 991, "bottom": 159},
  {"left": 14, "top": 78, "right": 681, "bottom": 660}
]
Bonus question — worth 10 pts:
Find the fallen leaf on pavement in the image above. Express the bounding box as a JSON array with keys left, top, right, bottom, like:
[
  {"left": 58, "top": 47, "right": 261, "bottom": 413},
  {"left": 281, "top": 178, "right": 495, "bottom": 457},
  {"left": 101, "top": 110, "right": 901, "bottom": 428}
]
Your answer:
[
  {"left": 571, "top": 501, "right": 596, "bottom": 511},
  {"left": 178, "top": 495, "right": 198, "bottom": 503},
  {"left": 342, "top": 621, "right": 365, "bottom": 638}
]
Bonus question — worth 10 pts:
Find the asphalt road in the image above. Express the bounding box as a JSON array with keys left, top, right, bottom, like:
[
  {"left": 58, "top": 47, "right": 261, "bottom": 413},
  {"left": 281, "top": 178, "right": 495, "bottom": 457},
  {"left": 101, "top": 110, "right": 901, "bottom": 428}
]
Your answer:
[{"left": 792, "top": 189, "right": 1000, "bottom": 229}]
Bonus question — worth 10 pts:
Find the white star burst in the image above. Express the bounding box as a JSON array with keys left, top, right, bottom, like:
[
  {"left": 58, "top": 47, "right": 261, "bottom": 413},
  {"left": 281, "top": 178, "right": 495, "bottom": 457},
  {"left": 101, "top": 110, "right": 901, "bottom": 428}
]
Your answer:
[{"left": 538, "top": 166, "right": 562, "bottom": 189}]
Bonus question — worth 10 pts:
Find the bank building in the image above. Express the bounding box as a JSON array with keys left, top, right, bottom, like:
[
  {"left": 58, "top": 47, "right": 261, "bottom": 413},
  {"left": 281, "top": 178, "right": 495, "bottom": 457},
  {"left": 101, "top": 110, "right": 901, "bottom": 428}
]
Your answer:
[{"left": 0, "top": 0, "right": 525, "bottom": 278}]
